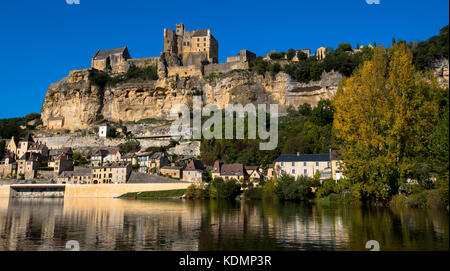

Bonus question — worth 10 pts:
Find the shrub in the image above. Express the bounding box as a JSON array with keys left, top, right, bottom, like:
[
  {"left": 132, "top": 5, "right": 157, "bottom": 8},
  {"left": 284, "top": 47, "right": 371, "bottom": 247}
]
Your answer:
[
  {"left": 316, "top": 179, "right": 336, "bottom": 198},
  {"left": 274, "top": 174, "right": 313, "bottom": 201},
  {"left": 209, "top": 177, "right": 241, "bottom": 199},
  {"left": 118, "top": 140, "right": 140, "bottom": 153},
  {"left": 185, "top": 184, "right": 205, "bottom": 199}
]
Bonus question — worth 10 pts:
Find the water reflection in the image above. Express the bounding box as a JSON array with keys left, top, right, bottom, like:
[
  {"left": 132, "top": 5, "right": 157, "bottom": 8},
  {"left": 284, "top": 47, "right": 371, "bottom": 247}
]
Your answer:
[{"left": 0, "top": 198, "right": 447, "bottom": 251}]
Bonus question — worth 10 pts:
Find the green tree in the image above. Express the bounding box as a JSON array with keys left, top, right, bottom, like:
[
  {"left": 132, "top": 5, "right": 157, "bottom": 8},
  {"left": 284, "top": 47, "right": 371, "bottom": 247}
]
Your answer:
[
  {"left": 333, "top": 44, "right": 442, "bottom": 202},
  {"left": 118, "top": 140, "right": 141, "bottom": 153}
]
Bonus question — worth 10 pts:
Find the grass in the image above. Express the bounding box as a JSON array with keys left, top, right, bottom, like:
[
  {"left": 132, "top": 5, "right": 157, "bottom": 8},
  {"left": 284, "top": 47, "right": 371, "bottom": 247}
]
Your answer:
[{"left": 120, "top": 189, "right": 186, "bottom": 199}]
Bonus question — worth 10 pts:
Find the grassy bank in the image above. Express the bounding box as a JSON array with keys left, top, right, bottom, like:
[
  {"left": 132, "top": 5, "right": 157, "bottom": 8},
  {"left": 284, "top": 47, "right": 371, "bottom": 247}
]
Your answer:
[{"left": 120, "top": 189, "right": 186, "bottom": 199}]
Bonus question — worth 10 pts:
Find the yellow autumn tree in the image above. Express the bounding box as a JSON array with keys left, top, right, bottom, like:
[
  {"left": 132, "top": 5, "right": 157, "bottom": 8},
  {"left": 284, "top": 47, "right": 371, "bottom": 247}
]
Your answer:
[{"left": 333, "top": 43, "right": 441, "bottom": 202}]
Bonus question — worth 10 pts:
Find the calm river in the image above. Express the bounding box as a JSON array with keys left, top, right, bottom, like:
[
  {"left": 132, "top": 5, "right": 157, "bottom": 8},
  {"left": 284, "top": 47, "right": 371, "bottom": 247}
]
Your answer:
[{"left": 0, "top": 198, "right": 448, "bottom": 251}]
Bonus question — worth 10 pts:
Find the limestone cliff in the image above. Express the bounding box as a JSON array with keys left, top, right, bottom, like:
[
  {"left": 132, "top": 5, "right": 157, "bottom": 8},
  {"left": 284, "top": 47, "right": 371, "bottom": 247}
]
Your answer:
[{"left": 41, "top": 68, "right": 342, "bottom": 131}]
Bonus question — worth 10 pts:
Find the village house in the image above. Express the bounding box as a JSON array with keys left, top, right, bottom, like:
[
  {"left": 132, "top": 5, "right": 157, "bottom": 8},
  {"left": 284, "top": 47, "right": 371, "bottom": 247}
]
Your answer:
[
  {"left": 274, "top": 153, "right": 331, "bottom": 180},
  {"left": 120, "top": 152, "right": 137, "bottom": 165},
  {"left": 103, "top": 151, "right": 123, "bottom": 164},
  {"left": 91, "top": 149, "right": 109, "bottom": 166},
  {"left": 0, "top": 152, "right": 17, "bottom": 178},
  {"left": 6, "top": 135, "right": 49, "bottom": 160},
  {"left": 266, "top": 164, "right": 274, "bottom": 180},
  {"left": 245, "top": 166, "right": 264, "bottom": 184},
  {"left": 56, "top": 167, "right": 92, "bottom": 184},
  {"left": 56, "top": 170, "right": 73, "bottom": 184},
  {"left": 48, "top": 147, "right": 73, "bottom": 168},
  {"left": 5, "top": 136, "right": 18, "bottom": 158},
  {"left": 160, "top": 165, "right": 182, "bottom": 179},
  {"left": 212, "top": 161, "right": 248, "bottom": 182},
  {"left": 28, "top": 141, "right": 49, "bottom": 159},
  {"left": 136, "top": 152, "right": 169, "bottom": 174},
  {"left": 330, "top": 150, "right": 345, "bottom": 181},
  {"left": 91, "top": 163, "right": 131, "bottom": 184},
  {"left": 54, "top": 154, "right": 74, "bottom": 178},
  {"left": 17, "top": 152, "right": 42, "bottom": 179},
  {"left": 182, "top": 159, "right": 206, "bottom": 183},
  {"left": 274, "top": 150, "right": 344, "bottom": 181}
]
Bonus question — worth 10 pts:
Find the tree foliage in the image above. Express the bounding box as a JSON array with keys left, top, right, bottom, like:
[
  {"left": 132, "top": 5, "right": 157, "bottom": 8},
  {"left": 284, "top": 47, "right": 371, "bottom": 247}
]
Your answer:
[{"left": 333, "top": 43, "right": 444, "bottom": 202}]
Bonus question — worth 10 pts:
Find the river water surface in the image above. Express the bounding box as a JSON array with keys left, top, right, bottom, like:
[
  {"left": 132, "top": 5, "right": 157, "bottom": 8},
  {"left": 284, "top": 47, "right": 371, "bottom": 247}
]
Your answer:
[{"left": 0, "top": 198, "right": 448, "bottom": 251}]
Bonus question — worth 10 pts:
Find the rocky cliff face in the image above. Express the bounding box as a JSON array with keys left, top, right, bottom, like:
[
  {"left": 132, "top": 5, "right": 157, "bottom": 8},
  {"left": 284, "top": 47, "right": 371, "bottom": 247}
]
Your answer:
[{"left": 41, "top": 68, "right": 342, "bottom": 131}]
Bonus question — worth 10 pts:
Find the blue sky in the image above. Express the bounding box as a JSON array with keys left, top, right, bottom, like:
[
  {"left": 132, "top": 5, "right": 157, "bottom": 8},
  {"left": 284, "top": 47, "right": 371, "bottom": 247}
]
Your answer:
[{"left": 0, "top": 0, "right": 448, "bottom": 119}]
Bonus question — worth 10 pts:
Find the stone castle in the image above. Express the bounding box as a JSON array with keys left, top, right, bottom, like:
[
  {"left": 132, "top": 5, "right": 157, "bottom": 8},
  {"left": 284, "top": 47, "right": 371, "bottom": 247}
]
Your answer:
[{"left": 88, "top": 23, "right": 251, "bottom": 78}]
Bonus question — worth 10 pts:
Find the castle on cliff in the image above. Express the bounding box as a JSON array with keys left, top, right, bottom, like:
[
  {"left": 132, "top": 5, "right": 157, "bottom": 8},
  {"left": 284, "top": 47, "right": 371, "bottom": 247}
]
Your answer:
[{"left": 89, "top": 23, "right": 255, "bottom": 78}]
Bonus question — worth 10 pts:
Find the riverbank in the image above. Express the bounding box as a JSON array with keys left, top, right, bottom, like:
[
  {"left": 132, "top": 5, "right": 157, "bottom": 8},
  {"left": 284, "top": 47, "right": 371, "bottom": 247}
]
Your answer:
[{"left": 120, "top": 189, "right": 186, "bottom": 199}]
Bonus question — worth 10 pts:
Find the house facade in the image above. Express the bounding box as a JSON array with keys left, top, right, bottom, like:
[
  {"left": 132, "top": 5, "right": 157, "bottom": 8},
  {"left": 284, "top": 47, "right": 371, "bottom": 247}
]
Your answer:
[
  {"left": 91, "top": 163, "right": 131, "bottom": 184},
  {"left": 212, "top": 161, "right": 248, "bottom": 181},
  {"left": 274, "top": 151, "right": 344, "bottom": 181},
  {"left": 182, "top": 159, "right": 206, "bottom": 183},
  {"left": 160, "top": 166, "right": 182, "bottom": 179}
]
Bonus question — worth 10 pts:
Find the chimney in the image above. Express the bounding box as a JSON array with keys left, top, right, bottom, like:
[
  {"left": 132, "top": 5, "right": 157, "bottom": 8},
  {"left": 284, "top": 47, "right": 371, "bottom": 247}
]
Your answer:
[{"left": 297, "top": 152, "right": 300, "bottom": 156}]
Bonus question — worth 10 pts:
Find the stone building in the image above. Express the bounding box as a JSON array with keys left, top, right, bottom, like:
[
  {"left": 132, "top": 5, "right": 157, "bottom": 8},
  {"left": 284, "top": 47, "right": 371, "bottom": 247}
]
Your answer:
[
  {"left": 274, "top": 151, "right": 346, "bottom": 181},
  {"left": 17, "top": 152, "right": 42, "bottom": 179},
  {"left": 182, "top": 159, "right": 206, "bottom": 183},
  {"left": 56, "top": 167, "right": 92, "bottom": 184},
  {"left": 98, "top": 125, "right": 110, "bottom": 137},
  {"left": 91, "top": 47, "right": 131, "bottom": 73},
  {"left": 226, "top": 49, "right": 256, "bottom": 63},
  {"left": 160, "top": 166, "right": 182, "bottom": 179},
  {"left": 0, "top": 152, "right": 17, "bottom": 178},
  {"left": 91, "top": 149, "right": 109, "bottom": 167},
  {"left": 316, "top": 47, "right": 326, "bottom": 60},
  {"left": 245, "top": 166, "right": 263, "bottom": 183},
  {"left": 91, "top": 163, "right": 131, "bottom": 184},
  {"left": 136, "top": 152, "right": 169, "bottom": 174},
  {"left": 7, "top": 135, "right": 49, "bottom": 160},
  {"left": 103, "top": 151, "right": 123, "bottom": 164},
  {"left": 54, "top": 154, "right": 74, "bottom": 178},
  {"left": 47, "top": 117, "right": 64, "bottom": 130},
  {"left": 164, "top": 23, "right": 219, "bottom": 66},
  {"left": 212, "top": 161, "right": 248, "bottom": 181},
  {"left": 330, "top": 150, "right": 344, "bottom": 181}
]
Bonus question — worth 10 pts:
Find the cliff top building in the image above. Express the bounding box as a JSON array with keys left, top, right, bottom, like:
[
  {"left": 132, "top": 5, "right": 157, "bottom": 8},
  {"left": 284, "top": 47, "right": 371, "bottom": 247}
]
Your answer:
[{"left": 164, "top": 23, "right": 219, "bottom": 66}]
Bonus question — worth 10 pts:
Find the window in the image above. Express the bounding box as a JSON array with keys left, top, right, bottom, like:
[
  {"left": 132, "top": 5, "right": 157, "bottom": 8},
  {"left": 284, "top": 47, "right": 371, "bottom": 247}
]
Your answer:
[
  {"left": 291, "top": 162, "right": 295, "bottom": 166},
  {"left": 303, "top": 162, "right": 307, "bottom": 166},
  {"left": 336, "top": 162, "right": 340, "bottom": 167},
  {"left": 281, "top": 162, "right": 285, "bottom": 166},
  {"left": 315, "top": 162, "right": 319, "bottom": 166},
  {"left": 291, "top": 169, "right": 296, "bottom": 174},
  {"left": 304, "top": 169, "right": 307, "bottom": 174},
  {"left": 327, "top": 162, "right": 331, "bottom": 167}
]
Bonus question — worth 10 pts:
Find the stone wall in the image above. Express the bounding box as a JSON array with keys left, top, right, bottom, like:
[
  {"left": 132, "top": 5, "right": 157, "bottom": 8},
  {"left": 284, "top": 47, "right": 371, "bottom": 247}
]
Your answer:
[
  {"left": 0, "top": 185, "right": 10, "bottom": 198},
  {"left": 127, "top": 57, "right": 159, "bottom": 69},
  {"left": 167, "top": 65, "right": 203, "bottom": 77},
  {"left": 203, "top": 62, "right": 248, "bottom": 76}
]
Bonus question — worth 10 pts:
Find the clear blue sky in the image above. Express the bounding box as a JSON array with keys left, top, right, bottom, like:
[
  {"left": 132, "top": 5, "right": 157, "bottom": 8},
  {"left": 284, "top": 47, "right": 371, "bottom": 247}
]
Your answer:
[{"left": 0, "top": 0, "right": 448, "bottom": 119}]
